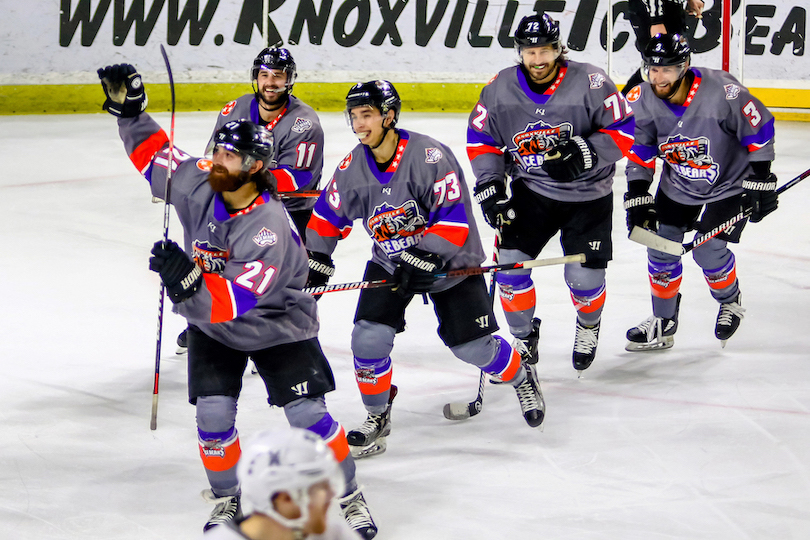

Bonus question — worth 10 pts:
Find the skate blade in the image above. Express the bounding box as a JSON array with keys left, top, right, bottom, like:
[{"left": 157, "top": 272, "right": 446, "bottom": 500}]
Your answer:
[
  {"left": 625, "top": 336, "right": 674, "bottom": 352},
  {"left": 175, "top": 346, "right": 188, "bottom": 355},
  {"left": 720, "top": 339, "right": 728, "bottom": 349},
  {"left": 350, "top": 438, "right": 387, "bottom": 459},
  {"left": 488, "top": 376, "right": 508, "bottom": 385}
]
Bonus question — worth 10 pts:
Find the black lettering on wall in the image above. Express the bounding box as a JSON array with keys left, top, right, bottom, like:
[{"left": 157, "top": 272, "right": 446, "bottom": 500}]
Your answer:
[
  {"left": 372, "top": 0, "right": 408, "bottom": 46},
  {"left": 415, "top": 0, "right": 449, "bottom": 46},
  {"left": 113, "top": 0, "right": 165, "bottom": 46},
  {"left": 444, "top": 0, "right": 468, "bottom": 47},
  {"left": 468, "top": 0, "right": 493, "bottom": 47},
  {"left": 568, "top": 0, "right": 597, "bottom": 51},
  {"left": 599, "top": 1, "right": 629, "bottom": 52},
  {"left": 687, "top": 0, "right": 723, "bottom": 53},
  {"left": 497, "top": 0, "right": 519, "bottom": 48},
  {"left": 333, "top": 0, "right": 370, "bottom": 47},
  {"left": 532, "top": 1, "right": 565, "bottom": 17},
  {"left": 290, "top": 0, "right": 333, "bottom": 45},
  {"left": 771, "top": 7, "right": 805, "bottom": 55},
  {"left": 746, "top": 4, "right": 776, "bottom": 55},
  {"left": 60, "top": 0, "right": 112, "bottom": 46},
  {"left": 234, "top": 0, "right": 284, "bottom": 47},
  {"left": 166, "top": 0, "right": 219, "bottom": 46}
]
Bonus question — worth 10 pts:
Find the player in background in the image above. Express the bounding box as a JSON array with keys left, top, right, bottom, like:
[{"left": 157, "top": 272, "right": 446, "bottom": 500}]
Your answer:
[
  {"left": 202, "top": 428, "right": 361, "bottom": 540},
  {"left": 306, "top": 81, "right": 546, "bottom": 458},
  {"left": 622, "top": 0, "right": 705, "bottom": 95},
  {"left": 177, "top": 47, "right": 325, "bottom": 354},
  {"left": 97, "top": 64, "right": 377, "bottom": 539},
  {"left": 623, "top": 34, "right": 777, "bottom": 350},
  {"left": 467, "top": 14, "right": 634, "bottom": 375}
]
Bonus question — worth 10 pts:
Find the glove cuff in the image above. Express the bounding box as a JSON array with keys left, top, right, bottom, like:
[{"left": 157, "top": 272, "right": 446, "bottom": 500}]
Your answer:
[
  {"left": 308, "top": 257, "right": 335, "bottom": 277},
  {"left": 623, "top": 193, "right": 655, "bottom": 210},
  {"left": 742, "top": 177, "right": 777, "bottom": 191}
]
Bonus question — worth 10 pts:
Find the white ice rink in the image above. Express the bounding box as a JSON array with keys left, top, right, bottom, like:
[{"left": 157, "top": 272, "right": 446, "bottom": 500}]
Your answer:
[{"left": 2, "top": 110, "right": 809, "bottom": 540}]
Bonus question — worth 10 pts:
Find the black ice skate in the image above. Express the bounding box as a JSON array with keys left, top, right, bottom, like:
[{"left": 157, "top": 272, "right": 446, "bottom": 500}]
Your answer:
[
  {"left": 176, "top": 327, "right": 188, "bottom": 355},
  {"left": 715, "top": 293, "right": 745, "bottom": 347},
  {"left": 201, "top": 489, "right": 241, "bottom": 531},
  {"left": 573, "top": 320, "right": 600, "bottom": 374},
  {"left": 626, "top": 294, "right": 681, "bottom": 352},
  {"left": 347, "top": 385, "right": 397, "bottom": 459},
  {"left": 339, "top": 488, "right": 378, "bottom": 539},
  {"left": 514, "top": 364, "right": 545, "bottom": 428},
  {"left": 491, "top": 318, "right": 542, "bottom": 385}
]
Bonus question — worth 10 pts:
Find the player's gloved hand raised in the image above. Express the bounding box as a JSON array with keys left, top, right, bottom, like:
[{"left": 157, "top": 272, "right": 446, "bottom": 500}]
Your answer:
[
  {"left": 393, "top": 247, "right": 444, "bottom": 298},
  {"left": 97, "top": 64, "right": 148, "bottom": 118},
  {"left": 306, "top": 251, "right": 335, "bottom": 300},
  {"left": 474, "top": 180, "right": 516, "bottom": 230},
  {"left": 741, "top": 168, "right": 778, "bottom": 223},
  {"left": 623, "top": 181, "right": 657, "bottom": 234},
  {"left": 541, "top": 136, "right": 596, "bottom": 181},
  {"left": 149, "top": 241, "right": 202, "bottom": 304}
]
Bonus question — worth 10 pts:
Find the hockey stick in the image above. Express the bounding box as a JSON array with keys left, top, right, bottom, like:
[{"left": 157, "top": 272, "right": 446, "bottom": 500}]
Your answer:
[
  {"left": 302, "top": 253, "right": 586, "bottom": 295},
  {"left": 629, "top": 167, "right": 810, "bottom": 256},
  {"left": 151, "top": 44, "right": 175, "bottom": 431}
]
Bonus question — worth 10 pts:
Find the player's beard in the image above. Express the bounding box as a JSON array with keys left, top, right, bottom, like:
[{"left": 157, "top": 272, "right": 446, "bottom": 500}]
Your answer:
[
  {"left": 207, "top": 164, "right": 251, "bottom": 193},
  {"left": 652, "top": 78, "right": 682, "bottom": 100},
  {"left": 258, "top": 85, "right": 287, "bottom": 110}
]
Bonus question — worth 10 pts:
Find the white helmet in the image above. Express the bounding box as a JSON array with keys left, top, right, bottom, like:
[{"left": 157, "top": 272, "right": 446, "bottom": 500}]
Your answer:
[{"left": 237, "top": 428, "right": 344, "bottom": 529}]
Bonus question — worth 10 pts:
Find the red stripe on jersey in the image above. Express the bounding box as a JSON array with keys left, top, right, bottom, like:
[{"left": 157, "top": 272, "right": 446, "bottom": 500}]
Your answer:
[
  {"left": 307, "top": 214, "right": 352, "bottom": 239},
  {"left": 704, "top": 265, "right": 737, "bottom": 290},
  {"left": 324, "top": 425, "right": 350, "bottom": 463},
  {"left": 627, "top": 150, "right": 656, "bottom": 168},
  {"left": 203, "top": 274, "right": 236, "bottom": 323},
  {"left": 650, "top": 274, "right": 682, "bottom": 299},
  {"left": 356, "top": 366, "right": 392, "bottom": 396},
  {"left": 130, "top": 130, "right": 169, "bottom": 172},
  {"left": 271, "top": 168, "right": 298, "bottom": 192},
  {"left": 466, "top": 143, "right": 503, "bottom": 161},
  {"left": 500, "top": 285, "right": 536, "bottom": 313},
  {"left": 199, "top": 435, "right": 241, "bottom": 472},
  {"left": 572, "top": 287, "right": 607, "bottom": 314},
  {"left": 497, "top": 347, "right": 523, "bottom": 382},
  {"left": 600, "top": 127, "right": 635, "bottom": 158},
  {"left": 425, "top": 222, "right": 469, "bottom": 247}
]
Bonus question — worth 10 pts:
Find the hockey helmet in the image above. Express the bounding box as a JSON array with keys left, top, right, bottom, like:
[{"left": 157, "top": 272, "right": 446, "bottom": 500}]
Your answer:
[
  {"left": 642, "top": 33, "right": 691, "bottom": 83},
  {"left": 251, "top": 47, "right": 297, "bottom": 92},
  {"left": 237, "top": 428, "right": 344, "bottom": 529},
  {"left": 514, "top": 13, "right": 561, "bottom": 52},
  {"left": 344, "top": 80, "right": 401, "bottom": 127},
  {"left": 212, "top": 119, "right": 276, "bottom": 172}
]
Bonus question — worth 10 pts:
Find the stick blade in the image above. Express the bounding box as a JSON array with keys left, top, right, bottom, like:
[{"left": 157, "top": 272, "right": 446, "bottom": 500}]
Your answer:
[
  {"left": 628, "top": 227, "right": 685, "bottom": 256},
  {"left": 443, "top": 399, "right": 482, "bottom": 421}
]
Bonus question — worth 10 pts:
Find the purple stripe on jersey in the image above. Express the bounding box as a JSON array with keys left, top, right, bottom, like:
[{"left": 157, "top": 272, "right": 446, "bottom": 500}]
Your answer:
[
  {"left": 495, "top": 271, "right": 533, "bottom": 288},
  {"left": 630, "top": 143, "right": 658, "bottom": 162},
  {"left": 517, "top": 68, "right": 552, "bottom": 105},
  {"left": 278, "top": 164, "right": 313, "bottom": 185},
  {"left": 428, "top": 200, "right": 468, "bottom": 226},
  {"left": 483, "top": 335, "right": 513, "bottom": 374},
  {"left": 363, "top": 130, "right": 411, "bottom": 185},
  {"left": 249, "top": 99, "right": 261, "bottom": 124},
  {"left": 233, "top": 285, "right": 259, "bottom": 315},
  {"left": 313, "top": 197, "right": 353, "bottom": 230},
  {"left": 466, "top": 127, "right": 499, "bottom": 147},
  {"left": 197, "top": 426, "right": 237, "bottom": 442},
  {"left": 605, "top": 115, "right": 635, "bottom": 134},
  {"left": 306, "top": 413, "right": 337, "bottom": 439},
  {"left": 213, "top": 195, "right": 231, "bottom": 222},
  {"left": 741, "top": 117, "right": 775, "bottom": 148}
]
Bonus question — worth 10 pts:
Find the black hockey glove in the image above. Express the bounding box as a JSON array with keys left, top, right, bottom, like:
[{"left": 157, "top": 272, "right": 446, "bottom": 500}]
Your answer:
[
  {"left": 393, "top": 247, "right": 444, "bottom": 298},
  {"left": 306, "top": 251, "right": 335, "bottom": 300},
  {"left": 474, "top": 180, "right": 516, "bottom": 230},
  {"left": 97, "top": 64, "right": 148, "bottom": 118},
  {"left": 149, "top": 241, "right": 203, "bottom": 304},
  {"left": 741, "top": 164, "right": 778, "bottom": 223},
  {"left": 624, "top": 181, "right": 657, "bottom": 234},
  {"left": 541, "top": 136, "right": 596, "bottom": 182}
]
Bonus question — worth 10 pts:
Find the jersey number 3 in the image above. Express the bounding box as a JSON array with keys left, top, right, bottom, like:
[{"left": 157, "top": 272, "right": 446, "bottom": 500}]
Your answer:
[{"left": 743, "top": 101, "right": 762, "bottom": 127}]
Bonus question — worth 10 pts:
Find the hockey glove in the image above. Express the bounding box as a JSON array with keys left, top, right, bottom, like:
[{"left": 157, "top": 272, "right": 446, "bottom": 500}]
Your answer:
[
  {"left": 474, "top": 180, "right": 516, "bottom": 230},
  {"left": 741, "top": 165, "right": 778, "bottom": 223},
  {"left": 306, "top": 251, "right": 335, "bottom": 300},
  {"left": 149, "top": 241, "right": 203, "bottom": 304},
  {"left": 623, "top": 180, "right": 657, "bottom": 234},
  {"left": 393, "top": 247, "right": 444, "bottom": 298},
  {"left": 97, "top": 64, "right": 148, "bottom": 118},
  {"left": 541, "top": 136, "right": 596, "bottom": 182}
]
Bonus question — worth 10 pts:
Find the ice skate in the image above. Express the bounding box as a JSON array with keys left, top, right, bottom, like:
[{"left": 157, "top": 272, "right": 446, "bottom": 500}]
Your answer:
[
  {"left": 573, "top": 320, "right": 600, "bottom": 374},
  {"left": 339, "top": 488, "right": 378, "bottom": 539},
  {"left": 176, "top": 327, "right": 188, "bottom": 355},
  {"left": 347, "top": 385, "right": 397, "bottom": 459},
  {"left": 491, "top": 318, "right": 541, "bottom": 385},
  {"left": 715, "top": 293, "right": 745, "bottom": 347},
  {"left": 514, "top": 364, "right": 545, "bottom": 428},
  {"left": 201, "top": 489, "right": 241, "bottom": 531},
  {"left": 626, "top": 295, "right": 680, "bottom": 352}
]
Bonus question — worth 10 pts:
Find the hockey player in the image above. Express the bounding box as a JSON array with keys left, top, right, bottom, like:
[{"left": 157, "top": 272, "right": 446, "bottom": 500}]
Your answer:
[
  {"left": 306, "top": 80, "right": 546, "bottom": 458},
  {"left": 623, "top": 34, "right": 777, "bottom": 350},
  {"left": 467, "top": 14, "right": 634, "bottom": 374},
  {"left": 97, "top": 64, "right": 377, "bottom": 539},
  {"left": 202, "top": 428, "right": 361, "bottom": 539}
]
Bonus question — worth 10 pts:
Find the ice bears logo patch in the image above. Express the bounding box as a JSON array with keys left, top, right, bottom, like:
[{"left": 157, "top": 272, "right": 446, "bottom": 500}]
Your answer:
[
  {"left": 511, "top": 119, "right": 573, "bottom": 171},
  {"left": 221, "top": 100, "right": 237, "bottom": 116},
  {"left": 367, "top": 200, "right": 427, "bottom": 256},
  {"left": 338, "top": 152, "right": 352, "bottom": 170},
  {"left": 588, "top": 72, "right": 606, "bottom": 89},
  {"left": 252, "top": 227, "right": 277, "bottom": 247},
  {"left": 660, "top": 134, "right": 720, "bottom": 184},
  {"left": 425, "top": 147, "right": 443, "bottom": 163},
  {"left": 192, "top": 240, "right": 228, "bottom": 273},
  {"left": 724, "top": 84, "right": 741, "bottom": 100},
  {"left": 291, "top": 117, "right": 313, "bottom": 133}
]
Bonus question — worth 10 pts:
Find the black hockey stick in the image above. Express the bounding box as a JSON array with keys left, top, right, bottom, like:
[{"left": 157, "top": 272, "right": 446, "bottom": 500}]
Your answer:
[
  {"left": 629, "top": 167, "right": 810, "bottom": 256},
  {"left": 303, "top": 253, "right": 585, "bottom": 295},
  {"left": 151, "top": 44, "right": 175, "bottom": 431}
]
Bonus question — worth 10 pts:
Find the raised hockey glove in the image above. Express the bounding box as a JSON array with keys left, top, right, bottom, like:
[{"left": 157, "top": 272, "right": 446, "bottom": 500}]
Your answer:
[
  {"left": 541, "top": 136, "right": 596, "bottom": 182},
  {"left": 393, "top": 247, "right": 444, "bottom": 298},
  {"left": 741, "top": 164, "right": 778, "bottom": 223},
  {"left": 306, "top": 251, "right": 335, "bottom": 300},
  {"left": 474, "top": 180, "right": 516, "bottom": 230},
  {"left": 624, "top": 180, "right": 657, "bottom": 234},
  {"left": 149, "top": 241, "right": 202, "bottom": 304},
  {"left": 97, "top": 64, "right": 148, "bottom": 118}
]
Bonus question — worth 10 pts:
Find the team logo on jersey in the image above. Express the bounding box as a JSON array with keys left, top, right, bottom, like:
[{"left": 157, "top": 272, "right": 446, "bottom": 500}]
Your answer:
[
  {"left": 724, "top": 84, "right": 741, "bottom": 100},
  {"left": 626, "top": 85, "right": 641, "bottom": 102},
  {"left": 368, "top": 200, "right": 427, "bottom": 256},
  {"left": 221, "top": 100, "right": 237, "bottom": 116},
  {"left": 355, "top": 368, "right": 378, "bottom": 385},
  {"left": 425, "top": 147, "right": 443, "bottom": 163},
  {"left": 511, "top": 120, "right": 573, "bottom": 170},
  {"left": 338, "top": 152, "right": 352, "bottom": 171},
  {"left": 196, "top": 158, "right": 213, "bottom": 172},
  {"left": 659, "top": 135, "right": 720, "bottom": 184},
  {"left": 588, "top": 72, "right": 606, "bottom": 89},
  {"left": 192, "top": 239, "right": 228, "bottom": 273},
  {"left": 498, "top": 284, "right": 515, "bottom": 302},
  {"left": 252, "top": 227, "right": 277, "bottom": 247},
  {"left": 291, "top": 117, "right": 313, "bottom": 133}
]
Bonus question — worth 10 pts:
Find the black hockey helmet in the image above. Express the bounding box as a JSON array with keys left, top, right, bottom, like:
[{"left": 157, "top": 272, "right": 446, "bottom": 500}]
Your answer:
[
  {"left": 251, "top": 47, "right": 297, "bottom": 92},
  {"left": 212, "top": 120, "right": 276, "bottom": 171},
  {"left": 345, "top": 80, "right": 401, "bottom": 127},
  {"left": 514, "top": 13, "right": 561, "bottom": 51},
  {"left": 643, "top": 33, "right": 691, "bottom": 67}
]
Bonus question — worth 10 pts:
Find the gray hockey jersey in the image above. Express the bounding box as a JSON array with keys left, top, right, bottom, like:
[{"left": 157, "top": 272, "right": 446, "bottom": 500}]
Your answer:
[
  {"left": 306, "top": 129, "right": 486, "bottom": 292},
  {"left": 118, "top": 113, "right": 319, "bottom": 351},
  {"left": 625, "top": 67, "right": 776, "bottom": 205},
  {"left": 467, "top": 60, "right": 635, "bottom": 202},
  {"left": 209, "top": 94, "right": 324, "bottom": 211}
]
